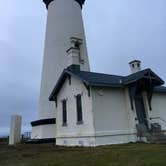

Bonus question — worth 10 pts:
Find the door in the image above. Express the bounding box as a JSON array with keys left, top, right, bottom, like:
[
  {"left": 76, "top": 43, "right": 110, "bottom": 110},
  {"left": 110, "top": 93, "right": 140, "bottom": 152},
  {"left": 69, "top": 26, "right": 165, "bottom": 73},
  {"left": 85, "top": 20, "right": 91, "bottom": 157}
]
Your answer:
[{"left": 135, "top": 93, "right": 148, "bottom": 128}]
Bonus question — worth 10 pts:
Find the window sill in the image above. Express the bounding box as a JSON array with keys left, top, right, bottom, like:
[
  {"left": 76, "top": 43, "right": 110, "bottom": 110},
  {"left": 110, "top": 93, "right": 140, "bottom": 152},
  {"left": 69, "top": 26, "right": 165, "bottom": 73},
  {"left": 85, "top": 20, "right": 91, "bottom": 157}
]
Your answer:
[
  {"left": 62, "top": 123, "right": 67, "bottom": 127},
  {"left": 77, "top": 121, "right": 83, "bottom": 125}
]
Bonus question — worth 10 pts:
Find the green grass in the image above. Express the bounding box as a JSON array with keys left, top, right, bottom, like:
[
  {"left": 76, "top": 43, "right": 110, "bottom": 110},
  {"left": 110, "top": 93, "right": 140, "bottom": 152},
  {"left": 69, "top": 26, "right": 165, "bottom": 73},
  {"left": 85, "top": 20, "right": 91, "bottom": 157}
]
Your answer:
[{"left": 0, "top": 143, "right": 166, "bottom": 166}]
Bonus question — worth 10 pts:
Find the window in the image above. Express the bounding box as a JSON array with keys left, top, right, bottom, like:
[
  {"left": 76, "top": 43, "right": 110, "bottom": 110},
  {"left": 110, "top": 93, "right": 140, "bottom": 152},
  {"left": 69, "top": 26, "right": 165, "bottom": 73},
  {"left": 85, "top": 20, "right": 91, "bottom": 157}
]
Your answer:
[
  {"left": 76, "top": 94, "right": 83, "bottom": 124},
  {"left": 62, "top": 100, "right": 67, "bottom": 126}
]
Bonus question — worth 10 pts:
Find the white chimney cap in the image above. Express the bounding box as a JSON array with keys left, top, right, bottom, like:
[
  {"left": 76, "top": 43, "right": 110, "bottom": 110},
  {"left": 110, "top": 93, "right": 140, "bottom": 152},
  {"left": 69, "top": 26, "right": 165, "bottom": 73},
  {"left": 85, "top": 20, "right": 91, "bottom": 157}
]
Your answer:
[{"left": 129, "top": 60, "right": 141, "bottom": 65}]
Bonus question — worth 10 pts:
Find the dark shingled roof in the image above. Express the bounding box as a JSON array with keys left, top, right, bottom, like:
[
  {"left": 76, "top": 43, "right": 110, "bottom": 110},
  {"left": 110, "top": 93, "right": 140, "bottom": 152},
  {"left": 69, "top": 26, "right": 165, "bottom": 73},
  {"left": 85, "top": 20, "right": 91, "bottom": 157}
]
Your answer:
[
  {"left": 154, "top": 86, "right": 166, "bottom": 93},
  {"left": 70, "top": 70, "right": 124, "bottom": 87},
  {"left": 123, "top": 68, "right": 164, "bottom": 84},
  {"left": 49, "top": 68, "right": 165, "bottom": 101}
]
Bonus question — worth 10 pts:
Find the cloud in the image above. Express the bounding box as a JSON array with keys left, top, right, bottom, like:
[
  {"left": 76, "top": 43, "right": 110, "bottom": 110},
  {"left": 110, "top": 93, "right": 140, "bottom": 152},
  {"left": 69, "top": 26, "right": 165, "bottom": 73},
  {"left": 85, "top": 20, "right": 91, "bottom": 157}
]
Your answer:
[
  {"left": 84, "top": 0, "right": 166, "bottom": 77},
  {"left": 0, "top": 40, "right": 39, "bottom": 128},
  {"left": 0, "top": 0, "right": 46, "bottom": 135}
]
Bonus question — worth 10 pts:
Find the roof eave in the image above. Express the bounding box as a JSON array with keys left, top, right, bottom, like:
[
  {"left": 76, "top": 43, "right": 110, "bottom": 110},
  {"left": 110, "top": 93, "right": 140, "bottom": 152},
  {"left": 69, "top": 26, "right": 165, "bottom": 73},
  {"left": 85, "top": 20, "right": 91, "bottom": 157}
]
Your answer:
[
  {"left": 49, "top": 69, "right": 89, "bottom": 101},
  {"left": 49, "top": 69, "right": 69, "bottom": 101},
  {"left": 89, "top": 83, "right": 124, "bottom": 88}
]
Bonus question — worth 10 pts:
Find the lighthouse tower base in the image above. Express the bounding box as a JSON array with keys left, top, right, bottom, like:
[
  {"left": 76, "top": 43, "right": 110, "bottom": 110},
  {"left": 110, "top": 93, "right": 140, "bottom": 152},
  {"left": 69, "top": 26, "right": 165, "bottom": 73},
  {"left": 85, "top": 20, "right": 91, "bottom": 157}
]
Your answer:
[
  {"left": 31, "top": 124, "right": 55, "bottom": 139},
  {"left": 31, "top": 118, "right": 56, "bottom": 139}
]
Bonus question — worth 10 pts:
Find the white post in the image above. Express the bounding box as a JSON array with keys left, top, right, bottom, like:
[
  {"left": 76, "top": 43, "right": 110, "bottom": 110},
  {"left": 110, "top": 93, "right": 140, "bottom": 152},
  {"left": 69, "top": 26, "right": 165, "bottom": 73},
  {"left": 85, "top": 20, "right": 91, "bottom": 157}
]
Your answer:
[{"left": 9, "top": 115, "right": 22, "bottom": 145}]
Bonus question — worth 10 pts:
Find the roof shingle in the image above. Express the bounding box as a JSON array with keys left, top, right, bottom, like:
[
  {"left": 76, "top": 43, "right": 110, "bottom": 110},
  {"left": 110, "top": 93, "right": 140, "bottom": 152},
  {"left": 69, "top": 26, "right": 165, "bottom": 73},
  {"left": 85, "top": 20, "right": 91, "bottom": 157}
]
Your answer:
[{"left": 49, "top": 68, "right": 165, "bottom": 101}]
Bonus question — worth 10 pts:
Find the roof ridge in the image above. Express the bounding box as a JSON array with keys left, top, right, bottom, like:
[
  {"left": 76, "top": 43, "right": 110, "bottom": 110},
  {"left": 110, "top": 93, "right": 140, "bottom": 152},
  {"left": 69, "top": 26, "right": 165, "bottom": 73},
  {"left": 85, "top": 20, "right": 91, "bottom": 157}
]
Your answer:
[
  {"left": 125, "top": 68, "right": 151, "bottom": 77},
  {"left": 76, "top": 70, "right": 125, "bottom": 78}
]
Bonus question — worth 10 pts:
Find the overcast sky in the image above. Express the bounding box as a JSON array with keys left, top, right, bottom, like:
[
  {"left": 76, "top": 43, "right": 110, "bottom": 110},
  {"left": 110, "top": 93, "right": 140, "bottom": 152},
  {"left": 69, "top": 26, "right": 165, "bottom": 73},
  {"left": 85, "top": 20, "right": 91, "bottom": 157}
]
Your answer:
[{"left": 0, "top": 0, "right": 166, "bottom": 135}]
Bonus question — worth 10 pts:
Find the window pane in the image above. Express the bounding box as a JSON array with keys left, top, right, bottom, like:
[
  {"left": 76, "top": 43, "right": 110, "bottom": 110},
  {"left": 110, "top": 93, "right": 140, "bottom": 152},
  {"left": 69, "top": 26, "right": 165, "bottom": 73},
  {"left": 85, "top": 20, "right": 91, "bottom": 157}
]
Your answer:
[
  {"left": 62, "top": 100, "right": 67, "bottom": 125},
  {"left": 76, "top": 94, "right": 83, "bottom": 123}
]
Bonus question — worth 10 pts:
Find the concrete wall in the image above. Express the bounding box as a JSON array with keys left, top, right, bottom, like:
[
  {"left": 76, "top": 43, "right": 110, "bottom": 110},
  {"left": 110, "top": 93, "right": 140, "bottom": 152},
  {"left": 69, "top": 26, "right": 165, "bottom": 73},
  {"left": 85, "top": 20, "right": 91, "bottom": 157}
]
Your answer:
[
  {"left": 148, "top": 92, "right": 166, "bottom": 130},
  {"left": 92, "top": 87, "right": 137, "bottom": 145},
  {"left": 56, "top": 137, "right": 96, "bottom": 147},
  {"left": 31, "top": 124, "right": 56, "bottom": 139},
  {"left": 56, "top": 76, "right": 95, "bottom": 146}
]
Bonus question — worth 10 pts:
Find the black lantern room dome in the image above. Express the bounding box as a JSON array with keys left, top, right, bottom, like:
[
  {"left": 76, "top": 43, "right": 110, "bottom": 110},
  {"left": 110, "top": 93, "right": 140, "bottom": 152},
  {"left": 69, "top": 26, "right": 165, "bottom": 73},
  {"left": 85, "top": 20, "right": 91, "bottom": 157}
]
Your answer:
[{"left": 43, "top": 0, "right": 85, "bottom": 9}]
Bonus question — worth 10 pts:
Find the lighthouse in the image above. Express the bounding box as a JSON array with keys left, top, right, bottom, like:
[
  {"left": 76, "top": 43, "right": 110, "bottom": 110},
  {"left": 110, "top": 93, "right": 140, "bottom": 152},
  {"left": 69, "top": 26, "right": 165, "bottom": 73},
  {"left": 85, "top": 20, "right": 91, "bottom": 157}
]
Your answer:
[
  {"left": 29, "top": 0, "right": 166, "bottom": 147},
  {"left": 31, "top": 0, "right": 90, "bottom": 139}
]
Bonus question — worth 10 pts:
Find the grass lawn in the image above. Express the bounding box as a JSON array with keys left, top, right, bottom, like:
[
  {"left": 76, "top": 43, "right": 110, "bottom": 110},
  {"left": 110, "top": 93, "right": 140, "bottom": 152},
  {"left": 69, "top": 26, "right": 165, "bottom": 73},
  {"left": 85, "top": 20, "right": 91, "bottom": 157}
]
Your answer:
[{"left": 0, "top": 143, "right": 166, "bottom": 166}]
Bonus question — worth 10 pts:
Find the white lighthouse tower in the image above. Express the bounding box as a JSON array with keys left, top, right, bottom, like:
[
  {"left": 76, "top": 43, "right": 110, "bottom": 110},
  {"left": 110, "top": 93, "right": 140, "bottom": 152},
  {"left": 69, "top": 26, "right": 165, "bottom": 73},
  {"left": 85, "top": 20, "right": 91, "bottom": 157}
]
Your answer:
[{"left": 31, "top": 0, "right": 90, "bottom": 139}]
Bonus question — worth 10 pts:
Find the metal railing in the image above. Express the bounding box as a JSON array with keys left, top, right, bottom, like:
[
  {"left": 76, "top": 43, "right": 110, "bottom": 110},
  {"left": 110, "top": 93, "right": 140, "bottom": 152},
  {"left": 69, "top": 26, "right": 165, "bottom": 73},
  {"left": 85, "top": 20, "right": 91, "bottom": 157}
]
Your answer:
[
  {"left": 21, "top": 132, "right": 31, "bottom": 142},
  {"left": 0, "top": 136, "right": 9, "bottom": 144},
  {"left": 150, "top": 117, "right": 166, "bottom": 124}
]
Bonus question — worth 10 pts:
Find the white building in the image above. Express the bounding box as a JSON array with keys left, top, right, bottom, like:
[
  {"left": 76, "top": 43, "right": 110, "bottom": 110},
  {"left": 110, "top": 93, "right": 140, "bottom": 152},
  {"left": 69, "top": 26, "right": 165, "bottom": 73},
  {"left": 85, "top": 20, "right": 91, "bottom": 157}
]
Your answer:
[
  {"left": 48, "top": 61, "right": 166, "bottom": 146},
  {"left": 31, "top": 0, "right": 166, "bottom": 146}
]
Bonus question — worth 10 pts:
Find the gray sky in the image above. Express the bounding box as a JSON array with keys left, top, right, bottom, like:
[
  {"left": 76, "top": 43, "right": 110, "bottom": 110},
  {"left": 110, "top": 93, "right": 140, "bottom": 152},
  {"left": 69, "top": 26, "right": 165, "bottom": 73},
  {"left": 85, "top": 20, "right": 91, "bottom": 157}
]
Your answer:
[{"left": 0, "top": 0, "right": 166, "bottom": 135}]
